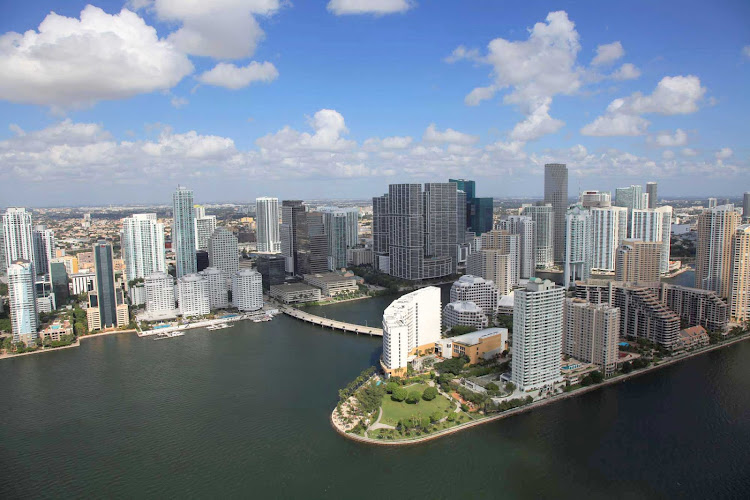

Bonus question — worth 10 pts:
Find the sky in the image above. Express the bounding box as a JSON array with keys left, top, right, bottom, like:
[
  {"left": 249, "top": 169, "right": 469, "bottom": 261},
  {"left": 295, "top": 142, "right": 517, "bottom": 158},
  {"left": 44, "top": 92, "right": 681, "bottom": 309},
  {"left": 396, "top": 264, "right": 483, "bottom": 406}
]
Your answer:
[{"left": 0, "top": 0, "right": 748, "bottom": 206}]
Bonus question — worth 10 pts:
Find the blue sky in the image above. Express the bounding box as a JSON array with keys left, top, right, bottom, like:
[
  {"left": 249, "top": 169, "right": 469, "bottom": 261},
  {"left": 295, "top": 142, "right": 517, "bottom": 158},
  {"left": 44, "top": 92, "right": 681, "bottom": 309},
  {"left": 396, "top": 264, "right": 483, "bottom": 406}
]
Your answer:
[{"left": 0, "top": 0, "right": 748, "bottom": 206}]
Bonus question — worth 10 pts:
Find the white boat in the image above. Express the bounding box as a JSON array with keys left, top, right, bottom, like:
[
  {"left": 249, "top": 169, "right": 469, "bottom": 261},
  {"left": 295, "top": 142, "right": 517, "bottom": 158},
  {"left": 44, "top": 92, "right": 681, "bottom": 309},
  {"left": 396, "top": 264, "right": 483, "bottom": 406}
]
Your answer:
[
  {"left": 252, "top": 316, "right": 272, "bottom": 323},
  {"left": 206, "top": 323, "right": 233, "bottom": 331},
  {"left": 153, "top": 331, "right": 185, "bottom": 340}
]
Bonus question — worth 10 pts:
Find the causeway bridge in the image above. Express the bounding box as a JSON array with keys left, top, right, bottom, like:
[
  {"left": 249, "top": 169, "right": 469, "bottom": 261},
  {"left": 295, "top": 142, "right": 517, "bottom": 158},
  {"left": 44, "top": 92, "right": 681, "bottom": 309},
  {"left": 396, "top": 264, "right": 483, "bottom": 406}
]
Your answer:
[{"left": 281, "top": 306, "right": 383, "bottom": 336}]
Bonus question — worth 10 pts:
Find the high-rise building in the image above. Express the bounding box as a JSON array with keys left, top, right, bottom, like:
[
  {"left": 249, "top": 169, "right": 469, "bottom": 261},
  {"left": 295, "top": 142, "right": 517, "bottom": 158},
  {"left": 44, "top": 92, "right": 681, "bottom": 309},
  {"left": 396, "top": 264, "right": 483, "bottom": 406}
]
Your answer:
[
  {"left": 256, "top": 197, "right": 281, "bottom": 253},
  {"left": 296, "top": 211, "right": 329, "bottom": 276},
  {"left": 200, "top": 267, "right": 228, "bottom": 309},
  {"left": 467, "top": 249, "right": 514, "bottom": 296},
  {"left": 696, "top": 205, "right": 741, "bottom": 298},
  {"left": 372, "top": 194, "right": 390, "bottom": 271},
  {"left": 121, "top": 214, "right": 166, "bottom": 281},
  {"left": 194, "top": 205, "right": 206, "bottom": 219},
  {"left": 729, "top": 225, "right": 750, "bottom": 323},
  {"left": 280, "top": 200, "right": 305, "bottom": 274},
  {"left": 449, "top": 275, "right": 499, "bottom": 317},
  {"left": 232, "top": 269, "right": 263, "bottom": 311},
  {"left": 196, "top": 250, "right": 209, "bottom": 272},
  {"left": 579, "top": 190, "right": 611, "bottom": 208},
  {"left": 630, "top": 207, "right": 673, "bottom": 274},
  {"left": 481, "top": 229, "right": 520, "bottom": 286},
  {"left": 7, "top": 259, "right": 39, "bottom": 345},
  {"left": 376, "top": 183, "right": 458, "bottom": 280},
  {"left": 563, "top": 298, "right": 620, "bottom": 375},
  {"left": 194, "top": 214, "right": 217, "bottom": 252},
  {"left": 615, "top": 239, "right": 662, "bottom": 283},
  {"left": 498, "top": 216, "right": 536, "bottom": 279},
  {"left": 256, "top": 254, "right": 286, "bottom": 290},
  {"left": 646, "top": 182, "right": 658, "bottom": 209},
  {"left": 172, "top": 186, "right": 197, "bottom": 278},
  {"left": 50, "top": 261, "right": 69, "bottom": 306},
  {"left": 2, "top": 207, "right": 34, "bottom": 268},
  {"left": 32, "top": 225, "right": 54, "bottom": 278},
  {"left": 660, "top": 283, "right": 728, "bottom": 333},
  {"left": 92, "top": 241, "right": 124, "bottom": 329},
  {"left": 614, "top": 185, "right": 645, "bottom": 211},
  {"left": 0, "top": 219, "right": 5, "bottom": 275},
  {"left": 590, "top": 206, "right": 628, "bottom": 272},
  {"left": 449, "top": 178, "right": 493, "bottom": 235},
  {"left": 177, "top": 274, "right": 210, "bottom": 317},
  {"left": 512, "top": 278, "right": 565, "bottom": 390},
  {"left": 544, "top": 164, "right": 568, "bottom": 262},
  {"left": 743, "top": 193, "right": 750, "bottom": 222},
  {"left": 208, "top": 227, "right": 239, "bottom": 279},
  {"left": 344, "top": 207, "right": 360, "bottom": 248},
  {"left": 321, "top": 209, "right": 348, "bottom": 270},
  {"left": 381, "top": 287, "right": 441, "bottom": 377},
  {"left": 443, "top": 301, "right": 488, "bottom": 330},
  {"left": 707, "top": 197, "right": 718, "bottom": 209},
  {"left": 145, "top": 272, "right": 175, "bottom": 314},
  {"left": 521, "top": 204, "right": 554, "bottom": 268},
  {"left": 563, "top": 206, "right": 592, "bottom": 288}
]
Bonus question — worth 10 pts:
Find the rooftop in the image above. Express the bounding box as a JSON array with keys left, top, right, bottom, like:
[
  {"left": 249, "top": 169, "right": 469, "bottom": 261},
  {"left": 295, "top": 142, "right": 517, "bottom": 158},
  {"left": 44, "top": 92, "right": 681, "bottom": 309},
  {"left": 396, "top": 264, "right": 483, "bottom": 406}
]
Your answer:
[
  {"left": 445, "top": 300, "right": 483, "bottom": 313},
  {"left": 271, "top": 282, "right": 320, "bottom": 292},
  {"left": 303, "top": 272, "right": 356, "bottom": 283},
  {"left": 448, "top": 327, "right": 508, "bottom": 346}
]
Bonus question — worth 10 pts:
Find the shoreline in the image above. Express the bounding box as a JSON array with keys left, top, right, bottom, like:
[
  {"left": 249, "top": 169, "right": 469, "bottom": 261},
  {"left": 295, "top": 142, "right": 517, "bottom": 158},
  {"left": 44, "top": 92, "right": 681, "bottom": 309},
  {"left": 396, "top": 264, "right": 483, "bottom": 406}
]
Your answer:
[
  {"left": 331, "top": 332, "right": 750, "bottom": 446},
  {"left": 0, "top": 329, "right": 137, "bottom": 361}
]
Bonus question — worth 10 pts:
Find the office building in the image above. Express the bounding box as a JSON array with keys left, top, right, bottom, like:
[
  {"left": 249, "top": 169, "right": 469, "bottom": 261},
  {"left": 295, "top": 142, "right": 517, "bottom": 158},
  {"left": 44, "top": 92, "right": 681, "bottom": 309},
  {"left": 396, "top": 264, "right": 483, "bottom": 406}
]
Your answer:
[
  {"left": 172, "top": 186, "right": 197, "bottom": 278},
  {"left": 579, "top": 190, "right": 611, "bottom": 208},
  {"left": 646, "top": 182, "right": 658, "bottom": 209},
  {"left": 521, "top": 204, "right": 554, "bottom": 268},
  {"left": 615, "top": 185, "right": 645, "bottom": 211},
  {"left": 50, "top": 261, "right": 69, "bottom": 306},
  {"left": 660, "top": 283, "right": 728, "bottom": 333},
  {"left": 381, "top": 287, "right": 441, "bottom": 377},
  {"left": 544, "top": 164, "right": 568, "bottom": 262},
  {"left": 449, "top": 178, "right": 493, "bottom": 235},
  {"left": 443, "top": 301, "right": 489, "bottom": 330},
  {"left": 145, "top": 272, "right": 176, "bottom": 314},
  {"left": 322, "top": 209, "right": 348, "bottom": 270},
  {"left": 372, "top": 194, "right": 390, "bottom": 270},
  {"left": 121, "top": 214, "right": 166, "bottom": 281},
  {"left": 743, "top": 193, "right": 750, "bottom": 222},
  {"left": 256, "top": 197, "right": 281, "bottom": 253},
  {"left": 615, "top": 239, "right": 662, "bottom": 283},
  {"left": 303, "top": 272, "right": 358, "bottom": 297},
  {"left": 269, "top": 282, "right": 322, "bottom": 304},
  {"left": 7, "top": 260, "right": 39, "bottom": 345},
  {"left": 177, "top": 274, "right": 210, "bottom": 317},
  {"left": 232, "top": 269, "right": 263, "bottom": 311},
  {"left": 696, "top": 204, "right": 741, "bottom": 298},
  {"left": 449, "top": 275, "right": 499, "bottom": 317},
  {"left": 208, "top": 227, "right": 239, "bottom": 279},
  {"left": 2, "top": 207, "right": 34, "bottom": 268},
  {"left": 200, "top": 267, "right": 228, "bottom": 309},
  {"left": 563, "top": 206, "right": 592, "bottom": 288},
  {"left": 280, "top": 200, "right": 305, "bottom": 274},
  {"left": 194, "top": 214, "right": 217, "bottom": 252},
  {"left": 729, "top": 225, "right": 750, "bottom": 323},
  {"left": 91, "top": 241, "right": 127, "bottom": 329},
  {"left": 256, "top": 254, "right": 286, "bottom": 290},
  {"left": 512, "top": 278, "right": 565, "bottom": 391},
  {"left": 32, "top": 225, "right": 54, "bottom": 278},
  {"left": 563, "top": 298, "right": 620, "bottom": 375},
  {"left": 296, "top": 211, "right": 329, "bottom": 276},
  {"left": 498, "top": 215, "right": 536, "bottom": 279},
  {"left": 590, "top": 206, "right": 628, "bottom": 272},
  {"left": 196, "top": 250, "right": 209, "bottom": 272}
]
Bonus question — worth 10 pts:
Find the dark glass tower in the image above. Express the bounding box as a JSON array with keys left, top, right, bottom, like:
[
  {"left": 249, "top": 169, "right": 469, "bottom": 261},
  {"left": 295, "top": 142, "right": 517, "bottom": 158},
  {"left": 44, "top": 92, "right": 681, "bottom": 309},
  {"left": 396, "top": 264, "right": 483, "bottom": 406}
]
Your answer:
[
  {"left": 94, "top": 241, "right": 117, "bottom": 328},
  {"left": 544, "top": 163, "right": 569, "bottom": 263}
]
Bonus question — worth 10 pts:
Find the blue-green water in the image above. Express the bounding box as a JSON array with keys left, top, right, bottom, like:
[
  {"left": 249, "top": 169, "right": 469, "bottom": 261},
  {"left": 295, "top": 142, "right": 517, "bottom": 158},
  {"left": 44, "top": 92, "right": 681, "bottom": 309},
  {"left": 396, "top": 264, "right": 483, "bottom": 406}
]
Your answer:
[{"left": 1, "top": 273, "right": 749, "bottom": 498}]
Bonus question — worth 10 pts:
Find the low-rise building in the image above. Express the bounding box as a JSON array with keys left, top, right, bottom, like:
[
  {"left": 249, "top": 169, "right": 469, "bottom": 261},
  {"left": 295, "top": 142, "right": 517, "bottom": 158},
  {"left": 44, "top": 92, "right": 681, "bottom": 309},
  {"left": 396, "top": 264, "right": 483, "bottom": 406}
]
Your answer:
[
  {"left": 303, "top": 272, "right": 358, "bottom": 297},
  {"left": 270, "top": 282, "right": 322, "bottom": 304},
  {"left": 435, "top": 327, "right": 509, "bottom": 364},
  {"left": 675, "top": 325, "right": 710, "bottom": 350},
  {"left": 442, "top": 301, "right": 489, "bottom": 330},
  {"left": 39, "top": 320, "right": 74, "bottom": 342},
  {"left": 70, "top": 271, "right": 96, "bottom": 295}
]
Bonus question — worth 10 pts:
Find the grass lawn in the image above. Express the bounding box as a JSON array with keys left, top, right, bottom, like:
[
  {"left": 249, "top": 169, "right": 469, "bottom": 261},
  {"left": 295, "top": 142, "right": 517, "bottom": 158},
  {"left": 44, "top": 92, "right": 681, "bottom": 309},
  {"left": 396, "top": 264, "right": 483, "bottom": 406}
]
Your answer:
[{"left": 380, "top": 383, "right": 453, "bottom": 426}]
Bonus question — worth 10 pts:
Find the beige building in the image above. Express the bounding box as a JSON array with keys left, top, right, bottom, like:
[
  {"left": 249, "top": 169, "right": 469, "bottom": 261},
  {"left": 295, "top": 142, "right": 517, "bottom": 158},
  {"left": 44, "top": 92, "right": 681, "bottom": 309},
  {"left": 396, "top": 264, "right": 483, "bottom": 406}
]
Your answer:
[
  {"left": 729, "top": 224, "right": 750, "bottom": 322},
  {"left": 696, "top": 205, "right": 741, "bottom": 298},
  {"left": 435, "top": 327, "right": 508, "bottom": 364},
  {"left": 303, "top": 272, "right": 358, "bottom": 297},
  {"left": 675, "top": 325, "right": 709, "bottom": 350},
  {"left": 563, "top": 298, "right": 620, "bottom": 375},
  {"left": 39, "top": 320, "right": 74, "bottom": 341},
  {"left": 442, "top": 301, "right": 489, "bottom": 331},
  {"left": 615, "top": 239, "right": 662, "bottom": 283},
  {"left": 468, "top": 250, "right": 514, "bottom": 295},
  {"left": 270, "top": 282, "right": 322, "bottom": 304}
]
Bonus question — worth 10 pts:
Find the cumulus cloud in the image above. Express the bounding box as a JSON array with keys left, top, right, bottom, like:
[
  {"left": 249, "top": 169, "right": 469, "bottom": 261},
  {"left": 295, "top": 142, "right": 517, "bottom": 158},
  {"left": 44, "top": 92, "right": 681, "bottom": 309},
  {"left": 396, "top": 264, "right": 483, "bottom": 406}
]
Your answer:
[
  {"left": 649, "top": 129, "right": 688, "bottom": 147},
  {"left": 448, "top": 11, "right": 581, "bottom": 141},
  {"left": 662, "top": 150, "right": 675, "bottom": 160},
  {"left": 0, "top": 5, "right": 193, "bottom": 108},
  {"left": 257, "top": 109, "right": 356, "bottom": 152},
  {"left": 611, "top": 63, "right": 641, "bottom": 81},
  {"left": 581, "top": 75, "right": 706, "bottom": 136},
  {"left": 422, "top": 124, "right": 479, "bottom": 145},
  {"left": 327, "top": 0, "right": 415, "bottom": 15},
  {"left": 715, "top": 147, "right": 732, "bottom": 159},
  {"left": 197, "top": 62, "right": 279, "bottom": 89},
  {"left": 681, "top": 148, "right": 698, "bottom": 157},
  {"left": 592, "top": 41, "right": 624, "bottom": 66}
]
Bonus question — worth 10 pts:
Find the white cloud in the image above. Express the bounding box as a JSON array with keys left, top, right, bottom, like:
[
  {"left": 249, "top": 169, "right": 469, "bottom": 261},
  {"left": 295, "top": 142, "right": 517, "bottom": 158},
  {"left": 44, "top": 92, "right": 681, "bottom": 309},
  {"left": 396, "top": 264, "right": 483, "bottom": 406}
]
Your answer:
[
  {"left": 327, "top": 0, "right": 415, "bottom": 16},
  {"left": 649, "top": 129, "right": 688, "bottom": 147},
  {"left": 197, "top": 62, "right": 279, "bottom": 89},
  {"left": 0, "top": 5, "right": 193, "bottom": 108},
  {"left": 257, "top": 109, "right": 356, "bottom": 152},
  {"left": 449, "top": 11, "right": 581, "bottom": 141},
  {"left": 145, "top": 0, "right": 282, "bottom": 59},
  {"left": 715, "top": 147, "right": 732, "bottom": 159},
  {"left": 170, "top": 96, "right": 189, "bottom": 108},
  {"left": 681, "top": 148, "right": 698, "bottom": 157},
  {"left": 611, "top": 63, "right": 641, "bottom": 81},
  {"left": 592, "top": 41, "right": 624, "bottom": 66},
  {"left": 422, "top": 124, "right": 479, "bottom": 145},
  {"left": 581, "top": 75, "right": 706, "bottom": 136},
  {"left": 662, "top": 150, "right": 675, "bottom": 160}
]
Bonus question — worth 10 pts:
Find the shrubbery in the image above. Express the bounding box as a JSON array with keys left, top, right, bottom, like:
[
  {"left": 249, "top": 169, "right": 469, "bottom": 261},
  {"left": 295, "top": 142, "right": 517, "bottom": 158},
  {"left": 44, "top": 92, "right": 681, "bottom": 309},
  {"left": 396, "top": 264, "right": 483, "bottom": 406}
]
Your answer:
[{"left": 422, "top": 387, "right": 438, "bottom": 401}]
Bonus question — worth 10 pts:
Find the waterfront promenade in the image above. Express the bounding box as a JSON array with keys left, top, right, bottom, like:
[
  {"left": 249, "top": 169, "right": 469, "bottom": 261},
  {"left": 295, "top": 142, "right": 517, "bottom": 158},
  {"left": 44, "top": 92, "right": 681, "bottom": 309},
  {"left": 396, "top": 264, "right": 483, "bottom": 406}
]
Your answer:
[{"left": 281, "top": 306, "right": 383, "bottom": 336}]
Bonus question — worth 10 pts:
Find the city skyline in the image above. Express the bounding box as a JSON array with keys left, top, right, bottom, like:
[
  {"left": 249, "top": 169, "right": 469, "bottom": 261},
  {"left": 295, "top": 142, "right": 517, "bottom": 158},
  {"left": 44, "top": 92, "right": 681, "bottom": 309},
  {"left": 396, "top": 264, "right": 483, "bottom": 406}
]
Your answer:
[{"left": 1, "top": 1, "right": 749, "bottom": 205}]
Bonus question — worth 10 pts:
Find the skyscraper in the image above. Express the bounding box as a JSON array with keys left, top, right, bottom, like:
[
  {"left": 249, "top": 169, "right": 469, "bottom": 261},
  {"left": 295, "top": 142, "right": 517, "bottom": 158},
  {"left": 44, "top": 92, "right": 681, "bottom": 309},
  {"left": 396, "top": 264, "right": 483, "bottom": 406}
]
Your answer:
[
  {"left": 32, "top": 225, "right": 54, "bottom": 278},
  {"left": 200, "top": 267, "right": 228, "bottom": 309},
  {"left": 145, "top": 272, "right": 175, "bottom": 315},
  {"left": 449, "top": 179, "right": 493, "bottom": 235},
  {"left": 615, "top": 185, "right": 645, "bottom": 211},
  {"left": 194, "top": 214, "right": 217, "bottom": 252},
  {"left": 512, "top": 278, "right": 564, "bottom": 390},
  {"left": 544, "top": 163, "right": 568, "bottom": 263},
  {"left": 232, "top": 269, "right": 263, "bottom": 312},
  {"left": 743, "top": 192, "right": 750, "bottom": 222},
  {"left": 344, "top": 207, "right": 360, "bottom": 248},
  {"left": 563, "top": 206, "right": 593, "bottom": 288},
  {"left": 696, "top": 204, "right": 740, "bottom": 298},
  {"left": 521, "top": 204, "right": 554, "bottom": 269},
  {"left": 208, "top": 227, "right": 239, "bottom": 279},
  {"left": 177, "top": 274, "right": 210, "bottom": 317},
  {"left": 563, "top": 298, "right": 620, "bottom": 375},
  {"left": 0, "top": 219, "right": 6, "bottom": 275},
  {"left": 172, "top": 186, "right": 197, "bottom": 278},
  {"left": 498, "top": 215, "right": 535, "bottom": 279},
  {"left": 2, "top": 207, "right": 34, "bottom": 268},
  {"left": 93, "top": 241, "right": 120, "bottom": 329},
  {"left": 121, "top": 214, "right": 166, "bottom": 281},
  {"left": 590, "top": 206, "right": 628, "bottom": 272},
  {"left": 256, "top": 197, "right": 281, "bottom": 253},
  {"left": 630, "top": 206, "right": 672, "bottom": 274},
  {"left": 646, "top": 182, "right": 658, "bottom": 209},
  {"left": 729, "top": 224, "right": 750, "bottom": 323},
  {"left": 280, "top": 200, "right": 305, "bottom": 274},
  {"left": 296, "top": 211, "right": 329, "bottom": 276},
  {"left": 615, "top": 239, "right": 662, "bottom": 283},
  {"left": 7, "top": 259, "right": 39, "bottom": 345},
  {"left": 372, "top": 194, "right": 390, "bottom": 271},
  {"left": 579, "top": 190, "right": 611, "bottom": 208},
  {"left": 322, "top": 210, "right": 348, "bottom": 270}
]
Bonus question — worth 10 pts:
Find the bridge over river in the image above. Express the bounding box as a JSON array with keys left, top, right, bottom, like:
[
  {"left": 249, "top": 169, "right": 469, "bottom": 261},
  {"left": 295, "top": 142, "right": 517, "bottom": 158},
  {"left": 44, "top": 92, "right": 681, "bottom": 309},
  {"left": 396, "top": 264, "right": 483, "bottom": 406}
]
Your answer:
[{"left": 281, "top": 306, "right": 383, "bottom": 336}]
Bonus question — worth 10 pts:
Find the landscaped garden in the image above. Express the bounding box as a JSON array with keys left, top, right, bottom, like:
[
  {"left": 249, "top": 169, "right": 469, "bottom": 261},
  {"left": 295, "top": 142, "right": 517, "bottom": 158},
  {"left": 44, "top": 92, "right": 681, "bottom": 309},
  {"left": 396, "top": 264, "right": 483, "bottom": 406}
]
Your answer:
[{"left": 379, "top": 382, "right": 453, "bottom": 427}]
